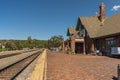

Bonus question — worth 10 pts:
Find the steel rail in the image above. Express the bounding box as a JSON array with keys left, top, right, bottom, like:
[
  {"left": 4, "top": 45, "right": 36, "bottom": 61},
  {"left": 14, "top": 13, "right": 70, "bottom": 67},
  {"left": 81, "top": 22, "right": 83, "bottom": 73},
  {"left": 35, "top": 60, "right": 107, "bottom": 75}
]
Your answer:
[{"left": 0, "top": 51, "right": 41, "bottom": 80}]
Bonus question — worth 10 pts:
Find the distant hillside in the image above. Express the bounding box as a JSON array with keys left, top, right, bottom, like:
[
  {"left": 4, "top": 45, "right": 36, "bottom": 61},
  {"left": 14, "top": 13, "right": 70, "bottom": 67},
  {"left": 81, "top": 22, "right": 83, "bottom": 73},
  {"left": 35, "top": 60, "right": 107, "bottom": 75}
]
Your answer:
[{"left": 0, "top": 39, "right": 48, "bottom": 51}]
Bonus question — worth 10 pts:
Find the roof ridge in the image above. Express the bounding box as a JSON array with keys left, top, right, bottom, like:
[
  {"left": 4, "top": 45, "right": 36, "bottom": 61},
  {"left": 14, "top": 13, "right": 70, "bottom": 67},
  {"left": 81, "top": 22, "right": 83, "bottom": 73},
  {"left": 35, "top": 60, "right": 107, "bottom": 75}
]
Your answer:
[
  {"left": 79, "top": 14, "right": 99, "bottom": 17},
  {"left": 106, "top": 12, "right": 120, "bottom": 20}
]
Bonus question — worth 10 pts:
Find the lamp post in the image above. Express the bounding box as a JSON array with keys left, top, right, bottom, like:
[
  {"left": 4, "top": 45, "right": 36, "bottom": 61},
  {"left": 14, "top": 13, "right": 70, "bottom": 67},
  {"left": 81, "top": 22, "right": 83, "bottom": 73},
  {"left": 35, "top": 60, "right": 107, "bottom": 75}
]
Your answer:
[{"left": 118, "top": 64, "right": 120, "bottom": 80}]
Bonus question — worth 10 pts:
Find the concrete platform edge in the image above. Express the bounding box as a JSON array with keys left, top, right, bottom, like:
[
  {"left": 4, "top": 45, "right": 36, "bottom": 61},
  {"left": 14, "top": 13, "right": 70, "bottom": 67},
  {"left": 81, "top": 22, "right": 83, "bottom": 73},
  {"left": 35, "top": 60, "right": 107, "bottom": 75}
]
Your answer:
[{"left": 28, "top": 49, "right": 47, "bottom": 80}]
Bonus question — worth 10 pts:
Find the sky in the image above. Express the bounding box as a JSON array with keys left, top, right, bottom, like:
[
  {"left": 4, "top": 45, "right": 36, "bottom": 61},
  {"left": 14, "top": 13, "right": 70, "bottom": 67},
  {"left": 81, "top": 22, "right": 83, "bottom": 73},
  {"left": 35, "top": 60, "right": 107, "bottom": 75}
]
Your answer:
[{"left": 0, "top": 0, "right": 120, "bottom": 40}]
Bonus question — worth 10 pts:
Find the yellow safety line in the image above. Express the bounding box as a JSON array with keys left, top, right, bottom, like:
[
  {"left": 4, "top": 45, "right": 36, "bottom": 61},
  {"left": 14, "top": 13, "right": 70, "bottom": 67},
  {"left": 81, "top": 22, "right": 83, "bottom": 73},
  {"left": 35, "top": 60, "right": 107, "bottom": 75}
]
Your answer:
[{"left": 28, "top": 49, "right": 47, "bottom": 80}]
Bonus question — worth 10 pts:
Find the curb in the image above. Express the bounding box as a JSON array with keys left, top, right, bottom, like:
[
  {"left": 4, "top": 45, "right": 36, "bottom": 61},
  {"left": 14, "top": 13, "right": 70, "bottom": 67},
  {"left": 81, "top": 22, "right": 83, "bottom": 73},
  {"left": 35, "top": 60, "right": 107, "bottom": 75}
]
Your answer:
[{"left": 28, "top": 49, "right": 47, "bottom": 80}]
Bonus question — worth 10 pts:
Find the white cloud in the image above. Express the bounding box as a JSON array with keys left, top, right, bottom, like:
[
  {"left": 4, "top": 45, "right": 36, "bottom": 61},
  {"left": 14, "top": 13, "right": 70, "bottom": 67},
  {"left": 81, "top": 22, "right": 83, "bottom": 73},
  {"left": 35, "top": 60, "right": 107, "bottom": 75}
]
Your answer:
[{"left": 111, "top": 5, "right": 120, "bottom": 11}]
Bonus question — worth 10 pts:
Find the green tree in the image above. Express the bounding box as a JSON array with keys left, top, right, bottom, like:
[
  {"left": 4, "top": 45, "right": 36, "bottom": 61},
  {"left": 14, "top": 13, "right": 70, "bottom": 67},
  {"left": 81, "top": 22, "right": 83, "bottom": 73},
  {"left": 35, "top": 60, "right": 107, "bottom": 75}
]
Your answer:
[
  {"left": 27, "top": 36, "right": 32, "bottom": 44},
  {"left": 48, "top": 35, "right": 64, "bottom": 49},
  {"left": 0, "top": 37, "right": 48, "bottom": 50},
  {"left": 27, "top": 36, "right": 33, "bottom": 48},
  {"left": 5, "top": 41, "right": 17, "bottom": 50}
]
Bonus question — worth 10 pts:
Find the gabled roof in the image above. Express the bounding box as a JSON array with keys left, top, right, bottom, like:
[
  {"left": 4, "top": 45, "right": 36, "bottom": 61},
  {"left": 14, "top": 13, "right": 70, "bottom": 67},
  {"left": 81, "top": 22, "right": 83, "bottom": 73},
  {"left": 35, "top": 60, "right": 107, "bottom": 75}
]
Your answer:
[
  {"left": 97, "top": 12, "right": 120, "bottom": 37},
  {"left": 67, "top": 27, "right": 83, "bottom": 39},
  {"left": 78, "top": 12, "right": 120, "bottom": 38},
  {"left": 67, "top": 27, "right": 77, "bottom": 36},
  {"left": 79, "top": 15, "right": 101, "bottom": 38}
]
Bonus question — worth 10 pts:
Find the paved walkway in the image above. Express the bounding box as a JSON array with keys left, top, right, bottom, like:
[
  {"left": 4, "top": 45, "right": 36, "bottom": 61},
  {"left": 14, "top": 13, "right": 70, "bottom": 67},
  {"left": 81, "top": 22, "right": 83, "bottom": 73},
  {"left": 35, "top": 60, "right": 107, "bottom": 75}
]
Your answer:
[{"left": 47, "top": 50, "right": 120, "bottom": 80}]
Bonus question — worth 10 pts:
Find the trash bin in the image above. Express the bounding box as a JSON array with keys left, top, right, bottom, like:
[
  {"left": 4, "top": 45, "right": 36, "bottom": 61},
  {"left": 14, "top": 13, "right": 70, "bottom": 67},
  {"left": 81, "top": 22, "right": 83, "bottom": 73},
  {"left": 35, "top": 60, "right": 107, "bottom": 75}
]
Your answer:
[{"left": 96, "top": 50, "right": 99, "bottom": 55}]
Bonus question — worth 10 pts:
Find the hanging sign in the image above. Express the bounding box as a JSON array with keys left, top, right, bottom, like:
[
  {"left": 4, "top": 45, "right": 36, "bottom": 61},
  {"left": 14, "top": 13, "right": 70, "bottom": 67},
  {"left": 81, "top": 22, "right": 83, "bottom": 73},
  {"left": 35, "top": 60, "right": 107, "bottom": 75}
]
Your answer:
[{"left": 75, "top": 38, "right": 84, "bottom": 42}]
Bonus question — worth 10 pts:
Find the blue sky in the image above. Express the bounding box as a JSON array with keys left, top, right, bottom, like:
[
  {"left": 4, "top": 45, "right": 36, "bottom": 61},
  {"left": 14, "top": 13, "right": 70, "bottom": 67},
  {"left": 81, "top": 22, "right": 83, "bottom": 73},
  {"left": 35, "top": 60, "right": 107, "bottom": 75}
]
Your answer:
[{"left": 0, "top": 0, "right": 120, "bottom": 40}]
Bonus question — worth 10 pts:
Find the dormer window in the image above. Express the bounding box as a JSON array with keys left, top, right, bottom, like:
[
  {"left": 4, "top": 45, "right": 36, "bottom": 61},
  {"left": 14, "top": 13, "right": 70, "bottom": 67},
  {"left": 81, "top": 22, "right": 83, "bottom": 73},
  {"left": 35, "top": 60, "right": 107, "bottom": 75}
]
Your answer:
[
  {"left": 78, "top": 25, "right": 84, "bottom": 31},
  {"left": 79, "top": 29, "right": 86, "bottom": 37},
  {"left": 78, "top": 24, "right": 85, "bottom": 37}
]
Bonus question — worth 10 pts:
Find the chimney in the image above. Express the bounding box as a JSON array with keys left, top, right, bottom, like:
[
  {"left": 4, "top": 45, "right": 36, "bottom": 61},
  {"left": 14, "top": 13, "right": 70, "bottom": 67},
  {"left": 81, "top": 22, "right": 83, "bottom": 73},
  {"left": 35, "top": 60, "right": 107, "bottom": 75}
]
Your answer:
[{"left": 99, "top": 3, "right": 105, "bottom": 22}]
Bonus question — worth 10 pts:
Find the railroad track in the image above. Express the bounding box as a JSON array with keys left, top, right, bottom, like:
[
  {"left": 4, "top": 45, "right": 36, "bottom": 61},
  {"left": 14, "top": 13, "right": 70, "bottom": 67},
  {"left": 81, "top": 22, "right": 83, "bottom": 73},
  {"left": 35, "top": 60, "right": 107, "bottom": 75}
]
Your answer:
[
  {"left": 0, "top": 51, "right": 41, "bottom": 80},
  {"left": 0, "top": 53, "right": 21, "bottom": 59},
  {"left": 0, "top": 49, "right": 38, "bottom": 59}
]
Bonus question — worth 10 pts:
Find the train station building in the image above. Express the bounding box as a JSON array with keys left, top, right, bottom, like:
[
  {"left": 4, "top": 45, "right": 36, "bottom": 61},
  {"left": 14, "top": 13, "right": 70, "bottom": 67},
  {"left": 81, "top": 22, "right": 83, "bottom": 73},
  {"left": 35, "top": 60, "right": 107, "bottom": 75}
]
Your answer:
[{"left": 62, "top": 3, "right": 120, "bottom": 55}]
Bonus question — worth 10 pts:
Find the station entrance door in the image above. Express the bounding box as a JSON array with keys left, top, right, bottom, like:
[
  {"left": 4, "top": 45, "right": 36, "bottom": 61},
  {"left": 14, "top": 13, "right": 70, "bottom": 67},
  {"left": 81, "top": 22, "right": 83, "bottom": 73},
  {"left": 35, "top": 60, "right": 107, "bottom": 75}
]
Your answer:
[{"left": 75, "top": 42, "right": 83, "bottom": 54}]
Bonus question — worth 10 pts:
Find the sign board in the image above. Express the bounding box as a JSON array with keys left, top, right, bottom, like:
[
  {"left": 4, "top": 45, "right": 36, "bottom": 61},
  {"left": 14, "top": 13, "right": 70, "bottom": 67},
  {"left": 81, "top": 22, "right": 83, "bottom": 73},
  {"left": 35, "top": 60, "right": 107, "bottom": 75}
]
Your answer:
[
  {"left": 75, "top": 39, "right": 84, "bottom": 42},
  {"left": 111, "top": 47, "right": 120, "bottom": 55}
]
